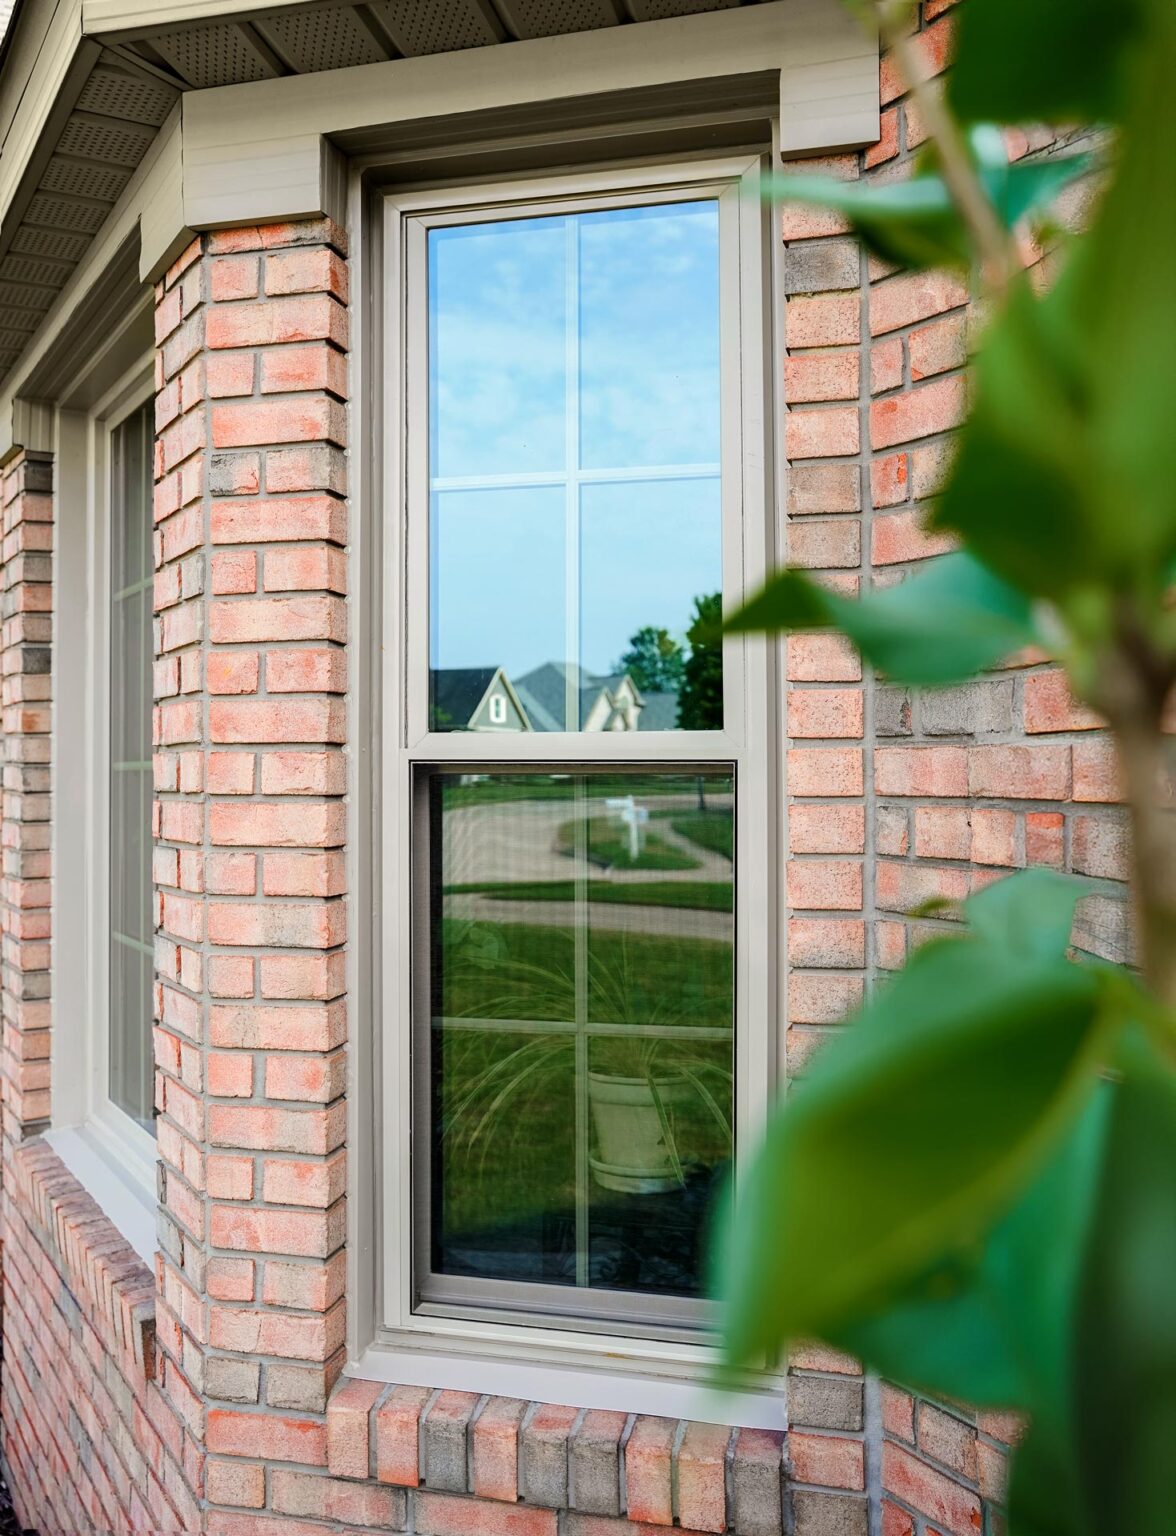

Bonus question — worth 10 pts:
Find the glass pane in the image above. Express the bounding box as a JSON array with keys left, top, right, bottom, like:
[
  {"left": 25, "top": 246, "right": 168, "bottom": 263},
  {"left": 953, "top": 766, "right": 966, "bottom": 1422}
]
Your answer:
[
  {"left": 427, "top": 198, "right": 724, "bottom": 735},
  {"left": 109, "top": 402, "right": 156, "bottom": 1135},
  {"left": 580, "top": 479, "right": 721, "bottom": 732},
  {"left": 425, "top": 770, "right": 734, "bottom": 1305},
  {"left": 430, "top": 216, "right": 566, "bottom": 479},
  {"left": 430, "top": 487, "right": 566, "bottom": 731},
  {"left": 579, "top": 202, "right": 720, "bottom": 471}
]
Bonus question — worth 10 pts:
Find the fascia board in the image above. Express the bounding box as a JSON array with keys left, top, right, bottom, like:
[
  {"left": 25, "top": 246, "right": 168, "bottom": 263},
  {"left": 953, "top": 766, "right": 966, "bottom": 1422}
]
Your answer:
[
  {"left": 181, "top": 0, "right": 878, "bottom": 228},
  {"left": 81, "top": 0, "right": 329, "bottom": 42},
  {"left": 0, "top": 0, "right": 87, "bottom": 224}
]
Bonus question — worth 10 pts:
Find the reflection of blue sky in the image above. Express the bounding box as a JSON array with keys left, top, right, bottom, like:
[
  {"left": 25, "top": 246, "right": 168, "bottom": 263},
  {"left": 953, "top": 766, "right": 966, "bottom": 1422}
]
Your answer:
[
  {"left": 429, "top": 200, "right": 721, "bottom": 693},
  {"left": 432, "top": 487, "right": 565, "bottom": 675},
  {"left": 581, "top": 479, "right": 720, "bottom": 674}
]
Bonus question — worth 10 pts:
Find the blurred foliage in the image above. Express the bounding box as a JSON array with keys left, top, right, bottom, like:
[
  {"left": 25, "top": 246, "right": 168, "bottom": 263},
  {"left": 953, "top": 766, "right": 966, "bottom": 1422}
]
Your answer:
[{"left": 720, "top": 3, "right": 1176, "bottom": 1532}]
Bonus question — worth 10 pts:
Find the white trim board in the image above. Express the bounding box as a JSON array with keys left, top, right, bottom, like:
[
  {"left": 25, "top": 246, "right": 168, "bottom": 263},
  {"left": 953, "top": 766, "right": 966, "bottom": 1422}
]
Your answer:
[{"left": 180, "top": 0, "right": 879, "bottom": 227}]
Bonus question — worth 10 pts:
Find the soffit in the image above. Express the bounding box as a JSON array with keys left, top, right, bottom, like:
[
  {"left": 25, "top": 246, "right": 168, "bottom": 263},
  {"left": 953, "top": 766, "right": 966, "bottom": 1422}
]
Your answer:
[{"left": 0, "top": 0, "right": 783, "bottom": 393}]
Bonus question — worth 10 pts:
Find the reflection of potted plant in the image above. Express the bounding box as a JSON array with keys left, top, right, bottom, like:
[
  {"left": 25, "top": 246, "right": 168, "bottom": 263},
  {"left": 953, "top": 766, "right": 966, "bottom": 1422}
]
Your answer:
[{"left": 441, "top": 926, "right": 732, "bottom": 1194}]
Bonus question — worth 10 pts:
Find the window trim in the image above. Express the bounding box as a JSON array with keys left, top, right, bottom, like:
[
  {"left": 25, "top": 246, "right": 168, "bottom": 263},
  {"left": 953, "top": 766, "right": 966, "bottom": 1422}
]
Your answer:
[
  {"left": 356, "top": 148, "right": 783, "bottom": 1406},
  {"left": 48, "top": 352, "right": 157, "bottom": 1265}
]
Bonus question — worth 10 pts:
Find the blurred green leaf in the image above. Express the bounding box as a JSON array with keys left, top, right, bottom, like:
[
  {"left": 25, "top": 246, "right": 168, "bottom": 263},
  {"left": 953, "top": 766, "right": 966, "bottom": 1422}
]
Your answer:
[
  {"left": 1071, "top": 1038, "right": 1176, "bottom": 1535},
  {"left": 932, "top": 10, "right": 1176, "bottom": 602},
  {"left": 838, "top": 1085, "right": 1111, "bottom": 1435},
  {"left": 726, "top": 553, "right": 1037, "bottom": 687},
  {"left": 949, "top": 0, "right": 1146, "bottom": 125},
  {"left": 964, "top": 868, "right": 1081, "bottom": 961},
  {"left": 766, "top": 148, "right": 1091, "bottom": 273},
  {"left": 721, "top": 932, "right": 1110, "bottom": 1363}
]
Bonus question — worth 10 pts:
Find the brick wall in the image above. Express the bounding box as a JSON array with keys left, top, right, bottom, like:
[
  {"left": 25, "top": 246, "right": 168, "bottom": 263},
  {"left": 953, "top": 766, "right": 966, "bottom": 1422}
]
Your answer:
[{"left": 0, "top": 8, "right": 1124, "bottom": 1532}]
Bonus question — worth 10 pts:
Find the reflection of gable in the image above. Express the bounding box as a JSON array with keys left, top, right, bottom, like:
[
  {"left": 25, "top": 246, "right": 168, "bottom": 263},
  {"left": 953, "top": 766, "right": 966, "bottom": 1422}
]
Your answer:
[{"left": 467, "top": 668, "right": 533, "bottom": 732}]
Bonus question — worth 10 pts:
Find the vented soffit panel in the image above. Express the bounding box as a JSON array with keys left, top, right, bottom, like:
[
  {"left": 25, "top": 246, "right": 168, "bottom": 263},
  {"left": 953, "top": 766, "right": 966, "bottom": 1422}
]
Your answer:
[{"left": 1, "top": 0, "right": 758, "bottom": 393}]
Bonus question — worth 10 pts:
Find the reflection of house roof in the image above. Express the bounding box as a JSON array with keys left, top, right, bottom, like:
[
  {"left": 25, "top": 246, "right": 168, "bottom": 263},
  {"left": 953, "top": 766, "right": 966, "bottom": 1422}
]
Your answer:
[
  {"left": 431, "top": 667, "right": 502, "bottom": 726},
  {"left": 636, "top": 692, "right": 679, "bottom": 730}
]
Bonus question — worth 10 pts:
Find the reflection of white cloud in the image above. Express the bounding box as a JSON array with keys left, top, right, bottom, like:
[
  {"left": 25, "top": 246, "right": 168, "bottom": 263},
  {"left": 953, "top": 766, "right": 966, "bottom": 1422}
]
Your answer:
[{"left": 430, "top": 201, "right": 720, "bottom": 479}]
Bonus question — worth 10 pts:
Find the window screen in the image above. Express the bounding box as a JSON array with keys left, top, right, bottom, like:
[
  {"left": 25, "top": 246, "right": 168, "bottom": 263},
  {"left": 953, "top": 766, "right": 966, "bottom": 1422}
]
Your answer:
[{"left": 108, "top": 403, "right": 155, "bottom": 1133}]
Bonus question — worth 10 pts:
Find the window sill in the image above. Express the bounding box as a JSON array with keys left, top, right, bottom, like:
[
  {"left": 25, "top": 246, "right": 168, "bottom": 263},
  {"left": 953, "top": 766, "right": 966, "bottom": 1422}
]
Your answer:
[
  {"left": 351, "top": 1340, "right": 786, "bottom": 1430},
  {"left": 45, "top": 1121, "right": 157, "bottom": 1267}
]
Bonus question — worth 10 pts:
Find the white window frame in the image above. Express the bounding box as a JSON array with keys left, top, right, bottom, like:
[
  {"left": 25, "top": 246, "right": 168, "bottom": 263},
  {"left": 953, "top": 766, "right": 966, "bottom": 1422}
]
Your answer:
[
  {"left": 47, "top": 354, "right": 157, "bottom": 1266},
  {"left": 353, "top": 150, "right": 786, "bottom": 1422}
]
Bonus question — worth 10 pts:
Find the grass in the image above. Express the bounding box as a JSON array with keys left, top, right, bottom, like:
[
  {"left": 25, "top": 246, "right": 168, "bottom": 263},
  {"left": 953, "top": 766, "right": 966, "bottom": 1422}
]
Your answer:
[
  {"left": 556, "top": 818, "right": 699, "bottom": 872},
  {"left": 439, "top": 774, "right": 699, "bottom": 811},
  {"left": 445, "top": 879, "right": 733, "bottom": 913},
  {"left": 654, "top": 808, "right": 734, "bottom": 862}
]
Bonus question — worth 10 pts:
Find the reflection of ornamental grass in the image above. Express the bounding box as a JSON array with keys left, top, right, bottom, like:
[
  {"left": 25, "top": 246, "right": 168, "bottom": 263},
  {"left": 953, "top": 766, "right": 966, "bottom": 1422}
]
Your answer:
[{"left": 439, "top": 925, "right": 732, "bottom": 1188}]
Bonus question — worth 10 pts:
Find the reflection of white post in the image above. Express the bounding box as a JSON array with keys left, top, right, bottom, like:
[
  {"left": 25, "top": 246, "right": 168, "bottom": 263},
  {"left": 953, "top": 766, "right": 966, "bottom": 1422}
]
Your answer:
[{"left": 606, "top": 795, "right": 648, "bottom": 860}]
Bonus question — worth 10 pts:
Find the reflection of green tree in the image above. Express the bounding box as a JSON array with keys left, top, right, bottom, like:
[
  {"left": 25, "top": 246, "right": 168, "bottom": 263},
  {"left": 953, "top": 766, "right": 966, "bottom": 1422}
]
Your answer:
[
  {"left": 616, "top": 625, "right": 686, "bottom": 693},
  {"left": 676, "top": 592, "right": 723, "bottom": 730}
]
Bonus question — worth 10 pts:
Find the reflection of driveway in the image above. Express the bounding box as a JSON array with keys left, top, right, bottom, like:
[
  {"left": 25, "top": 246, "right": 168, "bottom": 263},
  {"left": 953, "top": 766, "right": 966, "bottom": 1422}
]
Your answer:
[
  {"left": 442, "top": 793, "right": 733, "bottom": 887},
  {"left": 444, "top": 892, "right": 733, "bottom": 943}
]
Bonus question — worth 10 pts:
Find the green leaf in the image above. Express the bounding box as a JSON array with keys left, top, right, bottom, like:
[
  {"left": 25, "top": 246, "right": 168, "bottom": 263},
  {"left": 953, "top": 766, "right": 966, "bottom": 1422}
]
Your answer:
[
  {"left": 766, "top": 151, "right": 1092, "bottom": 274},
  {"left": 1071, "top": 1038, "right": 1176, "bottom": 1535},
  {"left": 964, "top": 869, "right": 1082, "bottom": 962},
  {"left": 837, "top": 1084, "right": 1112, "bottom": 1428},
  {"left": 720, "top": 937, "right": 1109, "bottom": 1363},
  {"left": 726, "top": 553, "right": 1037, "bottom": 687},
  {"left": 949, "top": 0, "right": 1146, "bottom": 125},
  {"left": 932, "top": 6, "right": 1176, "bottom": 602}
]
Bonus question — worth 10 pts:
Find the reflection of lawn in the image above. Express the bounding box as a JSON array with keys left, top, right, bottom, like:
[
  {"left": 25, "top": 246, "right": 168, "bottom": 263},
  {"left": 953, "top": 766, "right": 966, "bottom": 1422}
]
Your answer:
[
  {"left": 441, "top": 775, "right": 698, "bottom": 811},
  {"left": 655, "top": 809, "right": 734, "bottom": 861},
  {"left": 557, "top": 818, "right": 699, "bottom": 871},
  {"left": 440, "top": 920, "right": 732, "bottom": 1029},
  {"left": 445, "top": 879, "right": 733, "bottom": 913}
]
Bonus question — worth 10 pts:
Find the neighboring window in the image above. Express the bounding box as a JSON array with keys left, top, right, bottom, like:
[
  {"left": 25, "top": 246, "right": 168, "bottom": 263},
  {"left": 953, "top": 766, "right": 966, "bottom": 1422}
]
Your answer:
[
  {"left": 108, "top": 402, "right": 155, "bottom": 1135},
  {"left": 388, "top": 160, "right": 774, "bottom": 1345}
]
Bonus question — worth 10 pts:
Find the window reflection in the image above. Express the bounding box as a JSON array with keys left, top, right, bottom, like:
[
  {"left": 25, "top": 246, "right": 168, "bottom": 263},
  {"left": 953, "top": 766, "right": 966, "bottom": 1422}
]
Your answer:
[
  {"left": 426, "top": 770, "right": 734, "bottom": 1300},
  {"left": 427, "top": 201, "right": 723, "bottom": 733}
]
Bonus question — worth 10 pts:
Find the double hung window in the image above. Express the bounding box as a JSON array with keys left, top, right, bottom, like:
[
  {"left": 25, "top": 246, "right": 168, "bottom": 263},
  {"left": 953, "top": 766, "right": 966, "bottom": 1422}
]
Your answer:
[{"left": 381, "top": 155, "right": 777, "bottom": 1355}]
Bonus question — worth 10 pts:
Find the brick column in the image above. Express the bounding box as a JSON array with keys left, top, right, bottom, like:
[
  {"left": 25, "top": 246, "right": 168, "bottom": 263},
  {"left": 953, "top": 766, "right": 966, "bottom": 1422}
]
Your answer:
[
  {"left": 152, "top": 217, "right": 349, "bottom": 1529},
  {"left": 0, "top": 448, "right": 54, "bottom": 1151}
]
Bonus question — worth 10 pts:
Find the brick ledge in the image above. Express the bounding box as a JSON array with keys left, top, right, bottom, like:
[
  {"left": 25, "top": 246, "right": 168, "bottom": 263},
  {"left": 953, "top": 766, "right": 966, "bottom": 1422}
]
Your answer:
[{"left": 5, "top": 1138, "right": 156, "bottom": 1379}]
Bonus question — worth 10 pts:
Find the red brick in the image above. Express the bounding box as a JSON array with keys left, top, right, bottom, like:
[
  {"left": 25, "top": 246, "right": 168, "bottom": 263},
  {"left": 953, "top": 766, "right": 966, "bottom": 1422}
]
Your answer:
[
  {"left": 787, "top": 860, "right": 863, "bottom": 911},
  {"left": 790, "top": 803, "right": 866, "bottom": 854},
  {"left": 210, "top": 256, "right": 259, "bottom": 302},
  {"left": 212, "top": 398, "right": 346, "bottom": 450},
  {"left": 1072, "top": 739, "right": 1121, "bottom": 802},
  {"left": 788, "top": 748, "right": 864, "bottom": 797},
  {"left": 416, "top": 1493, "right": 557, "bottom": 1534},
  {"left": 1025, "top": 811, "right": 1065, "bottom": 867},
  {"left": 206, "top": 293, "right": 347, "bottom": 350},
  {"left": 909, "top": 312, "right": 968, "bottom": 379},
  {"left": 882, "top": 1443, "right": 981, "bottom": 1536},
  {"left": 789, "top": 971, "right": 864, "bottom": 1024},
  {"left": 785, "top": 353, "right": 859, "bottom": 403},
  {"left": 1023, "top": 671, "right": 1103, "bottom": 733},
  {"left": 881, "top": 1385, "right": 914, "bottom": 1442},
  {"left": 787, "top": 634, "right": 862, "bottom": 682},
  {"left": 864, "top": 105, "right": 900, "bottom": 168},
  {"left": 871, "top": 451, "right": 909, "bottom": 508},
  {"left": 207, "top": 1410, "right": 326, "bottom": 1467},
  {"left": 473, "top": 1397, "right": 526, "bottom": 1501},
  {"left": 1071, "top": 813, "right": 1131, "bottom": 881},
  {"left": 624, "top": 1417, "right": 675, "bottom": 1526},
  {"left": 786, "top": 407, "right": 860, "bottom": 459},
  {"left": 870, "top": 271, "right": 968, "bottom": 336},
  {"left": 788, "top": 917, "right": 866, "bottom": 968},
  {"left": 971, "top": 808, "right": 1019, "bottom": 867},
  {"left": 788, "top": 689, "right": 864, "bottom": 739},
  {"left": 376, "top": 1385, "right": 430, "bottom": 1486},
  {"left": 871, "top": 335, "right": 903, "bottom": 393},
  {"left": 327, "top": 1376, "right": 382, "bottom": 1479},
  {"left": 876, "top": 746, "right": 968, "bottom": 798},
  {"left": 877, "top": 860, "right": 969, "bottom": 915},
  {"left": 968, "top": 745, "right": 1071, "bottom": 801},
  {"left": 677, "top": 1421, "right": 730, "bottom": 1532},
  {"left": 913, "top": 806, "right": 970, "bottom": 861},
  {"left": 788, "top": 1432, "right": 866, "bottom": 1490},
  {"left": 786, "top": 294, "right": 861, "bottom": 348},
  {"left": 872, "top": 509, "right": 956, "bottom": 565},
  {"left": 788, "top": 462, "right": 861, "bottom": 515},
  {"left": 788, "top": 519, "right": 861, "bottom": 570},
  {"left": 871, "top": 375, "right": 966, "bottom": 450}
]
